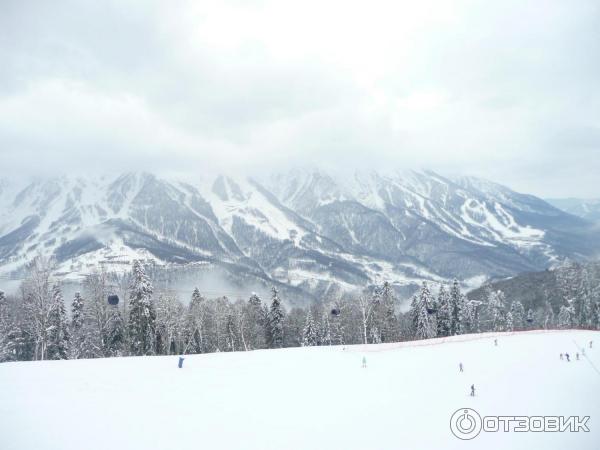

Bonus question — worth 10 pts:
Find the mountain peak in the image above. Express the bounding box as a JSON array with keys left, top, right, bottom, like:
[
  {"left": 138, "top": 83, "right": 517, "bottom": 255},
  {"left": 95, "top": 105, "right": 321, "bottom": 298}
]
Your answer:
[{"left": 1, "top": 170, "right": 598, "bottom": 301}]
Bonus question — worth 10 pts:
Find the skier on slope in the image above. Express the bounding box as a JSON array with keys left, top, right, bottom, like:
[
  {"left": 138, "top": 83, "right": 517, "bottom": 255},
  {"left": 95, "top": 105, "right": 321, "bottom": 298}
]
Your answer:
[
  {"left": 459, "top": 362, "right": 464, "bottom": 372},
  {"left": 560, "top": 353, "right": 564, "bottom": 360},
  {"left": 470, "top": 385, "right": 475, "bottom": 397},
  {"left": 576, "top": 353, "right": 580, "bottom": 361},
  {"left": 565, "top": 353, "right": 570, "bottom": 362},
  {"left": 362, "top": 356, "right": 367, "bottom": 368},
  {"left": 494, "top": 339, "right": 498, "bottom": 346},
  {"left": 590, "top": 341, "right": 594, "bottom": 349}
]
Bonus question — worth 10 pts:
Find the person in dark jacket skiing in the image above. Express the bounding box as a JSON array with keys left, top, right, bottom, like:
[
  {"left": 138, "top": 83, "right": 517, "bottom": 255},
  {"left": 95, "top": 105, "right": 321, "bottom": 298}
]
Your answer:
[
  {"left": 470, "top": 384, "right": 475, "bottom": 397},
  {"left": 459, "top": 362, "right": 464, "bottom": 372},
  {"left": 565, "top": 353, "right": 570, "bottom": 362}
]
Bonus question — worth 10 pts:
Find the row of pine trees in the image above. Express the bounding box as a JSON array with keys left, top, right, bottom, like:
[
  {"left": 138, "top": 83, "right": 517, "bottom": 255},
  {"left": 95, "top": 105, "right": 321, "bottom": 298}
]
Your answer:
[{"left": 1, "top": 258, "right": 599, "bottom": 362}]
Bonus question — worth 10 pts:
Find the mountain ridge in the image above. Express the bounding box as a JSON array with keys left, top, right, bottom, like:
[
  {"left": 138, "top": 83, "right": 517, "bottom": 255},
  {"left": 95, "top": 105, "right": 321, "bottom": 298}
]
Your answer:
[{"left": 0, "top": 170, "right": 598, "bottom": 300}]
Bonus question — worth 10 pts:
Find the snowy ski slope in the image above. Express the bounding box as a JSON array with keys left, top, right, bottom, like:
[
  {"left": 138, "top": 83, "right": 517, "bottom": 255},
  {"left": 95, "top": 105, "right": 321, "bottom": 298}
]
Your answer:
[{"left": 1, "top": 330, "right": 599, "bottom": 450}]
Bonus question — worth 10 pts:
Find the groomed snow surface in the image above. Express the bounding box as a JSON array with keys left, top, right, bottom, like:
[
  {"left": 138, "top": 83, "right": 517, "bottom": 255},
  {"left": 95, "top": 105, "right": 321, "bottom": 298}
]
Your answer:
[{"left": 1, "top": 330, "right": 599, "bottom": 450}]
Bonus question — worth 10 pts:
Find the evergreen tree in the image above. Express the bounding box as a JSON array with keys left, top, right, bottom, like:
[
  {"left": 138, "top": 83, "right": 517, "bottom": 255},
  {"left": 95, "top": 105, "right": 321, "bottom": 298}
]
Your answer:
[
  {"left": 593, "top": 302, "right": 600, "bottom": 330},
  {"left": 69, "top": 292, "right": 88, "bottom": 359},
  {"left": 128, "top": 260, "right": 156, "bottom": 356},
  {"left": 558, "top": 305, "right": 574, "bottom": 329},
  {"left": 543, "top": 301, "right": 555, "bottom": 329},
  {"left": 268, "top": 287, "right": 284, "bottom": 348},
  {"left": 556, "top": 261, "right": 582, "bottom": 326},
  {"left": 461, "top": 298, "right": 478, "bottom": 334},
  {"left": 510, "top": 301, "right": 525, "bottom": 330},
  {"left": 449, "top": 279, "right": 463, "bottom": 335},
  {"left": 436, "top": 285, "right": 451, "bottom": 337},
  {"left": 47, "top": 284, "right": 70, "bottom": 360},
  {"left": 526, "top": 308, "right": 534, "bottom": 328},
  {"left": 486, "top": 290, "right": 507, "bottom": 332},
  {"left": 106, "top": 307, "right": 125, "bottom": 356},
  {"left": 302, "top": 311, "right": 318, "bottom": 346},
  {"left": 329, "top": 300, "right": 345, "bottom": 345},
  {"left": 320, "top": 311, "right": 332, "bottom": 346},
  {"left": 246, "top": 293, "right": 266, "bottom": 350},
  {"left": 185, "top": 288, "right": 205, "bottom": 354},
  {"left": 0, "top": 291, "right": 15, "bottom": 362},
  {"left": 378, "top": 282, "right": 399, "bottom": 343},
  {"left": 225, "top": 313, "right": 237, "bottom": 351},
  {"left": 411, "top": 282, "right": 436, "bottom": 340},
  {"left": 506, "top": 311, "right": 514, "bottom": 332}
]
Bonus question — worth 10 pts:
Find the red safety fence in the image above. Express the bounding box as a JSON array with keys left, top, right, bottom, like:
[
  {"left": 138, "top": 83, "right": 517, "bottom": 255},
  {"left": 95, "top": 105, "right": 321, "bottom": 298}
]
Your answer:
[{"left": 343, "top": 327, "right": 600, "bottom": 353}]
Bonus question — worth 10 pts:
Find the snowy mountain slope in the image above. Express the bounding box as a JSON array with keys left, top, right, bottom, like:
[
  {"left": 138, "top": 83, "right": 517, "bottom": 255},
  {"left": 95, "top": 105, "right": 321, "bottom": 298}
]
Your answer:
[
  {"left": 1, "top": 330, "right": 598, "bottom": 450},
  {"left": 264, "top": 170, "right": 599, "bottom": 280},
  {"left": 0, "top": 170, "right": 598, "bottom": 298},
  {"left": 546, "top": 198, "right": 600, "bottom": 222}
]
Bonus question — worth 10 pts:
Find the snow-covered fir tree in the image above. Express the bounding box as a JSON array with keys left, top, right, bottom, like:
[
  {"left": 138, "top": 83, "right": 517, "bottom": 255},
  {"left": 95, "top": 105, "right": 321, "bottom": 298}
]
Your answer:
[
  {"left": 0, "top": 291, "right": 15, "bottom": 362},
  {"left": 411, "top": 282, "right": 436, "bottom": 340},
  {"left": 593, "top": 301, "right": 600, "bottom": 329},
  {"left": 106, "top": 306, "right": 125, "bottom": 356},
  {"left": 460, "top": 298, "right": 477, "bottom": 334},
  {"left": 436, "top": 285, "right": 451, "bottom": 337},
  {"left": 302, "top": 311, "right": 318, "bottom": 347},
  {"left": 526, "top": 308, "right": 534, "bottom": 328},
  {"left": 449, "top": 279, "right": 463, "bottom": 335},
  {"left": 558, "top": 304, "right": 574, "bottom": 329},
  {"left": 506, "top": 311, "right": 514, "bottom": 332},
  {"left": 69, "top": 292, "right": 89, "bottom": 359},
  {"left": 47, "top": 284, "right": 70, "bottom": 360},
  {"left": 225, "top": 313, "right": 237, "bottom": 351},
  {"left": 185, "top": 288, "right": 206, "bottom": 354},
  {"left": 486, "top": 289, "right": 507, "bottom": 332},
  {"left": 329, "top": 300, "right": 345, "bottom": 345},
  {"left": 246, "top": 293, "right": 266, "bottom": 350},
  {"left": 510, "top": 301, "right": 525, "bottom": 330},
  {"left": 128, "top": 260, "right": 156, "bottom": 356},
  {"left": 320, "top": 311, "right": 332, "bottom": 346},
  {"left": 378, "top": 282, "right": 399, "bottom": 343},
  {"left": 268, "top": 287, "right": 284, "bottom": 348},
  {"left": 155, "top": 295, "right": 184, "bottom": 355},
  {"left": 542, "top": 299, "right": 555, "bottom": 329}
]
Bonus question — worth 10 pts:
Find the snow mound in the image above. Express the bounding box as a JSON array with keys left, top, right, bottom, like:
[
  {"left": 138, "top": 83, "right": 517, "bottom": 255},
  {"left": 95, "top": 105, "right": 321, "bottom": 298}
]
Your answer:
[{"left": 1, "top": 330, "right": 599, "bottom": 450}]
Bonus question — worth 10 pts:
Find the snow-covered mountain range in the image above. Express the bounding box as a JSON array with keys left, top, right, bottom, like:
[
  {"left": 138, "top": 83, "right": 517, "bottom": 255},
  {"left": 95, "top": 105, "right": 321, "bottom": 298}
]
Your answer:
[
  {"left": 546, "top": 198, "right": 600, "bottom": 222},
  {"left": 1, "top": 170, "right": 598, "bottom": 299}
]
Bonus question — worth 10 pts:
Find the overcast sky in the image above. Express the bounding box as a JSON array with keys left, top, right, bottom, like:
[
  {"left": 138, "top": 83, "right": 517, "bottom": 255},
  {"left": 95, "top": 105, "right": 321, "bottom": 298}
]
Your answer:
[{"left": 1, "top": 0, "right": 599, "bottom": 197}]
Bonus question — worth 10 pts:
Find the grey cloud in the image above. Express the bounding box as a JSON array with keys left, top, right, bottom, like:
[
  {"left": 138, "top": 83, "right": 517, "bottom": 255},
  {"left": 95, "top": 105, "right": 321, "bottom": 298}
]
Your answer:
[{"left": 0, "top": 0, "right": 599, "bottom": 197}]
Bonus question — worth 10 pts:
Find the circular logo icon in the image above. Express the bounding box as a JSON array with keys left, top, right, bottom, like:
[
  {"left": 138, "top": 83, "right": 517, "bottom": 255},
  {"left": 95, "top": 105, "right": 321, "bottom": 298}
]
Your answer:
[{"left": 450, "top": 408, "right": 482, "bottom": 440}]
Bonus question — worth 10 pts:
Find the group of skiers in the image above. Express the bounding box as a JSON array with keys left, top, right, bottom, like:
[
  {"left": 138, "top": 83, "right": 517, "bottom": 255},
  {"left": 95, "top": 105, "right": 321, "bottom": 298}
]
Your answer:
[{"left": 559, "top": 340, "right": 593, "bottom": 362}]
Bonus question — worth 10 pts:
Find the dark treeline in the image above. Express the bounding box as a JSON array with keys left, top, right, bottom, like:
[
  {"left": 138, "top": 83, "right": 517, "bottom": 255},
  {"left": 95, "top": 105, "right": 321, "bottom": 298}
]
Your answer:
[{"left": 1, "top": 257, "right": 599, "bottom": 362}]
